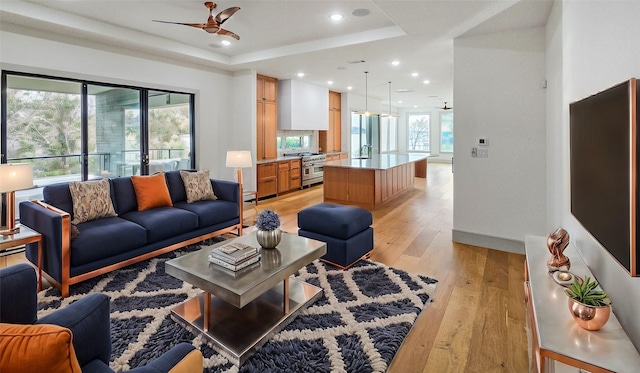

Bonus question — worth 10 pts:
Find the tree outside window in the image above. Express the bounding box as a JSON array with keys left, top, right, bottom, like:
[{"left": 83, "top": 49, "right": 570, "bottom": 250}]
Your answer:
[{"left": 408, "top": 113, "right": 430, "bottom": 152}]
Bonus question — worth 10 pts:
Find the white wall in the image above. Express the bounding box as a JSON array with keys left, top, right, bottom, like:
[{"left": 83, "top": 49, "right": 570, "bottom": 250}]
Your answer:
[
  {"left": 548, "top": 0, "right": 640, "bottom": 348},
  {"left": 452, "top": 27, "right": 547, "bottom": 252},
  {"left": 230, "top": 70, "right": 257, "bottom": 191},
  {"left": 0, "top": 30, "right": 240, "bottom": 183}
]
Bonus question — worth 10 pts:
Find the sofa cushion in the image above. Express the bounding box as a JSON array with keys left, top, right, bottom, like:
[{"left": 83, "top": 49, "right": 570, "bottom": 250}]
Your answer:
[
  {"left": 180, "top": 170, "right": 217, "bottom": 203},
  {"left": 69, "top": 179, "right": 117, "bottom": 225},
  {"left": 131, "top": 173, "right": 173, "bottom": 211},
  {"left": 71, "top": 217, "right": 147, "bottom": 267},
  {"left": 173, "top": 200, "right": 238, "bottom": 228},
  {"left": 120, "top": 207, "right": 198, "bottom": 243},
  {"left": 111, "top": 177, "right": 138, "bottom": 214},
  {"left": 0, "top": 323, "right": 82, "bottom": 373},
  {"left": 166, "top": 170, "right": 189, "bottom": 203},
  {"left": 43, "top": 183, "right": 74, "bottom": 216}
]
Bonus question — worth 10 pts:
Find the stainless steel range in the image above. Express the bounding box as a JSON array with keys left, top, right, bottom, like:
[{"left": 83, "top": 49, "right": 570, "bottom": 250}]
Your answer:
[{"left": 284, "top": 152, "right": 326, "bottom": 186}]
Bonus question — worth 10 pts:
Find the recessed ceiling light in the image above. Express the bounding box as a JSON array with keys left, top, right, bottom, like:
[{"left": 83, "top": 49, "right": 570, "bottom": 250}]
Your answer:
[
  {"left": 297, "top": 72, "right": 305, "bottom": 77},
  {"left": 328, "top": 81, "right": 334, "bottom": 85},
  {"left": 423, "top": 80, "right": 430, "bottom": 84},
  {"left": 414, "top": 105, "right": 418, "bottom": 108},
  {"left": 347, "top": 86, "right": 353, "bottom": 90},
  {"left": 411, "top": 72, "right": 419, "bottom": 77},
  {"left": 391, "top": 60, "right": 400, "bottom": 66},
  {"left": 330, "top": 13, "right": 343, "bottom": 21},
  {"left": 221, "top": 40, "right": 231, "bottom": 46},
  {"left": 397, "top": 100, "right": 403, "bottom": 104},
  {"left": 352, "top": 8, "right": 371, "bottom": 17}
]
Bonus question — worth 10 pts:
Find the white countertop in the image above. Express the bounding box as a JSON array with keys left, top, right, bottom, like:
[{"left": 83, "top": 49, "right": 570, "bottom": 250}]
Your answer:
[{"left": 323, "top": 153, "right": 429, "bottom": 170}]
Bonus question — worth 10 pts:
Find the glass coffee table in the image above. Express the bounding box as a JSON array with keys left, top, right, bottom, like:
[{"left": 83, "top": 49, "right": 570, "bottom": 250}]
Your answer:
[{"left": 165, "top": 231, "right": 327, "bottom": 366}]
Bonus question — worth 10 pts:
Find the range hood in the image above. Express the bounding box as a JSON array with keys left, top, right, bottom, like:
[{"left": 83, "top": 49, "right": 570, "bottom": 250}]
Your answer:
[{"left": 278, "top": 80, "right": 329, "bottom": 130}]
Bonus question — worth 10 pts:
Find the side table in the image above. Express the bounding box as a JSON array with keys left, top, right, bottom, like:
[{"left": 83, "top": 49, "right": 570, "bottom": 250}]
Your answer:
[
  {"left": 0, "top": 225, "right": 43, "bottom": 290},
  {"left": 524, "top": 235, "right": 640, "bottom": 372}
]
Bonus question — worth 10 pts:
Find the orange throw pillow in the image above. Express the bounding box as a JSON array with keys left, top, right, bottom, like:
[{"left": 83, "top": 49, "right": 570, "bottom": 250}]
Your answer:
[
  {"left": 131, "top": 173, "right": 173, "bottom": 211},
  {"left": 0, "top": 323, "right": 82, "bottom": 373}
]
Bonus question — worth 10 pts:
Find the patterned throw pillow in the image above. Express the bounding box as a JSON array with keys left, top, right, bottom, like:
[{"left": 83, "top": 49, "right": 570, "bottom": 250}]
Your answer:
[
  {"left": 180, "top": 170, "right": 217, "bottom": 203},
  {"left": 69, "top": 179, "right": 117, "bottom": 225}
]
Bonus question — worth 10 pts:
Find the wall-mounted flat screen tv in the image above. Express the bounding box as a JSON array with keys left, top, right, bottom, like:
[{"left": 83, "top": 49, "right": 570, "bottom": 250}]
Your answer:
[{"left": 570, "top": 78, "right": 639, "bottom": 276}]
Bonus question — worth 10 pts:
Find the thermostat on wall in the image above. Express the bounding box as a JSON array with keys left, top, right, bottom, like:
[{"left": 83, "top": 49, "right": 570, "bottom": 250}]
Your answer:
[{"left": 477, "top": 137, "right": 489, "bottom": 146}]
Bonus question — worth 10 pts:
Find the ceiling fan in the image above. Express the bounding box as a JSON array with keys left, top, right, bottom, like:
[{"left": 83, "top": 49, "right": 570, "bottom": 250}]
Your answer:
[
  {"left": 441, "top": 102, "right": 453, "bottom": 110},
  {"left": 153, "top": 2, "right": 241, "bottom": 40}
]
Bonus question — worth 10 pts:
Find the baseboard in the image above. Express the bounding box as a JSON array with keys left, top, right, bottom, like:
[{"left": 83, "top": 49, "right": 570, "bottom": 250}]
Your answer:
[{"left": 452, "top": 229, "right": 525, "bottom": 254}]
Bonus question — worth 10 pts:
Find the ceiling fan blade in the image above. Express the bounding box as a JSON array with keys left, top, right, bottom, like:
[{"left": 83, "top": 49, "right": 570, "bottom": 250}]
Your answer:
[
  {"left": 153, "top": 20, "right": 207, "bottom": 29},
  {"left": 215, "top": 28, "right": 240, "bottom": 40},
  {"left": 215, "top": 7, "right": 240, "bottom": 25}
]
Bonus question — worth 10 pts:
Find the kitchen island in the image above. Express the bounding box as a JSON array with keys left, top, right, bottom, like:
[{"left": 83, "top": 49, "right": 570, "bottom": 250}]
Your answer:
[{"left": 323, "top": 153, "right": 429, "bottom": 210}]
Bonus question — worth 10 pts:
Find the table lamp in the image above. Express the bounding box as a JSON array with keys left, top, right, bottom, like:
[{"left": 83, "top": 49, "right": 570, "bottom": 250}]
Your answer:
[
  {"left": 225, "top": 151, "right": 253, "bottom": 228},
  {"left": 0, "top": 163, "right": 34, "bottom": 235}
]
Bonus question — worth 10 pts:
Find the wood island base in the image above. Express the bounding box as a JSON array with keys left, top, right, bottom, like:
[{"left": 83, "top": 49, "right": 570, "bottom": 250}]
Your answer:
[{"left": 323, "top": 162, "right": 416, "bottom": 210}]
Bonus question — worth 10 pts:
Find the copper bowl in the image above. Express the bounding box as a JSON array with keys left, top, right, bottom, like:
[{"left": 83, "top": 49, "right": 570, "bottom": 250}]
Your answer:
[{"left": 567, "top": 297, "right": 611, "bottom": 331}]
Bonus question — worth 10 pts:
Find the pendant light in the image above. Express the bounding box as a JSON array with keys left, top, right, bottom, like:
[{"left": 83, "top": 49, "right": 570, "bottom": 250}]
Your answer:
[
  {"left": 382, "top": 81, "right": 398, "bottom": 118},
  {"left": 356, "top": 71, "right": 377, "bottom": 116},
  {"left": 364, "top": 71, "right": 370, "bottom": 116}
]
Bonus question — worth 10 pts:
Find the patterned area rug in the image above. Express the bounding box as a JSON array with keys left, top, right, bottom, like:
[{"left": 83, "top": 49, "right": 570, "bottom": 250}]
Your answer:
[{"left": 38, "top": 244, "right": 437, "bottom": 372}]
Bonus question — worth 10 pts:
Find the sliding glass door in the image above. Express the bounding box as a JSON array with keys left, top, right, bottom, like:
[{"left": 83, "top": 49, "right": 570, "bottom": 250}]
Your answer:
[
  {"left": 87, "top": 84, "right": 141, "bottom": 177},
  {"left": 1, "top": 71, "right": 195, "bottom": 218}
]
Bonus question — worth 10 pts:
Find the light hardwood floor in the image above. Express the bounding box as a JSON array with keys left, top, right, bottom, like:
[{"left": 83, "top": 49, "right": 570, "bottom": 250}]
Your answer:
[
  {"left": 6, "top": 163, "right": 528, "bottom": 372},
  {"left": 250, "top": 162, "right": 529, "bottom": 372}
]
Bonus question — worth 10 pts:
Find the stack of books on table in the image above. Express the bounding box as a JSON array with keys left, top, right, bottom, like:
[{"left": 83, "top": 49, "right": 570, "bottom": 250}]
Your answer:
[{"left": 208, "top": 242, "right": 260, "bottom": 271}]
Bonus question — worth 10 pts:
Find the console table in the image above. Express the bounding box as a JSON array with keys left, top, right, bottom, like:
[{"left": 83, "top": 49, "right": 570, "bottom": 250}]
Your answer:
[{"left": 524, "top": 235, "right": 640, "bottom": 372}]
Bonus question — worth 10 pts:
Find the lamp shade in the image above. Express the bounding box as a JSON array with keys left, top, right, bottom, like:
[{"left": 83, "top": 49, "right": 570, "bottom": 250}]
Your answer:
[
  {"left": 0, "top": 163, "right": 33, "bottom": 193},
  {"left": 225, "top": 151, "right": 253, "bottom": 168}
]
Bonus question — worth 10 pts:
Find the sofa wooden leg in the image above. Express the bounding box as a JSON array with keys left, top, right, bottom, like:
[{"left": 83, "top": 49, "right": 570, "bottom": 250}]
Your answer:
[{"left": 61, "top": 284, "right": 69, "bottom": 298}]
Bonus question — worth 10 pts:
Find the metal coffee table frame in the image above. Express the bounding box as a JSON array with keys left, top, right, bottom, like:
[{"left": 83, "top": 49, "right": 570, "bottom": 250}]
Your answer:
[{"left": 165, "top": 232, "right": 326, "bottom": 366}]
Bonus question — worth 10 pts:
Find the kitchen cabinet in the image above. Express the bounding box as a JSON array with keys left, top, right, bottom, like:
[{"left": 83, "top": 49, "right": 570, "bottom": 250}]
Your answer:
[
  {"left": 257, "top": 75, "right": 278, "bottom": 160},
  {"left": 319, "top": 91, "right": 341, "bottom": 153},
  {"left": 325, "top": 152, "right": 347, "bottom": 162},
  {"left": 258, "top": 159, "right": 302, "bottom": 198},
  {"left": 257, "top": 162, "right": 277, "bottom": 198},
  {"left": 290, "top": 159, "right": 301, "bottom": 189},
  {"left": 278, "top": 161, "right": 290, "bottom": 193}
]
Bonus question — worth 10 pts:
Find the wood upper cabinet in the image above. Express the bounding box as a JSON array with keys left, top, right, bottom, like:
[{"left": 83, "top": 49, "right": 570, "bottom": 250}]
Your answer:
[
  {"left": 320, "top": 91, "right": 342, "bottom": 153},
  {"left": 257, "top": 75, "right": 278, "bottom": 160},
  {"left": 258, "top": 75, "right": 277, "bottom": 102}
]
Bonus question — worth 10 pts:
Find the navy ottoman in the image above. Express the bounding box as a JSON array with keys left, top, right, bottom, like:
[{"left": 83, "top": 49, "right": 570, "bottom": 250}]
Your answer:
[{"left": 297, "top": 203, "right": 374, "bottom": 269}]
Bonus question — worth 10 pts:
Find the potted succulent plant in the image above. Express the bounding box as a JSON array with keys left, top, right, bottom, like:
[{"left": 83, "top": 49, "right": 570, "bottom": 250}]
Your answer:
[
  {"left": 255, "top": 209, "right": 281, "bottom": 249},
  {"left": 564, "top": 276, "right": 611, "bottom": 331}
]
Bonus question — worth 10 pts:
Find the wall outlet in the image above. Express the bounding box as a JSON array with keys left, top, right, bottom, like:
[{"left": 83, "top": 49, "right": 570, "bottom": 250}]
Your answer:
[{"left": 477, "top": 148, "right": 488, "bottom": 158}]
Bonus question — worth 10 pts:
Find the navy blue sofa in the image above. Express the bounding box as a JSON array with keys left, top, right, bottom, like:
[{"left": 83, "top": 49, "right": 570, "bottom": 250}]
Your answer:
[
  {"left": 19, "top": 170, "right": 242, "bottom": 297},
  {"left": 0, "top": 263, "right": 203, "bottom": 372}
]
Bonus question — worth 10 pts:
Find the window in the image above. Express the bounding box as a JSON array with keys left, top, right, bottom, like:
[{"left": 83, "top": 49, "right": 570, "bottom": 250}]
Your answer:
[
  {"left": 380, "top": 116, "right": 398, "bottom": 153},
  {"left": 441, "top": 112, "right": 454, "bottom": 152},
  {"left": 277, "top": 135, "right": 311, "bottom": 151},
  {"left": 407, "top": 113, "right": 430, "bottom": 152},
  {"left": 351, "top": 112, "right": 378, "bottom": 157},
  {"left": 2, "top": 71, "right": 195, "bottom": 207}
]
